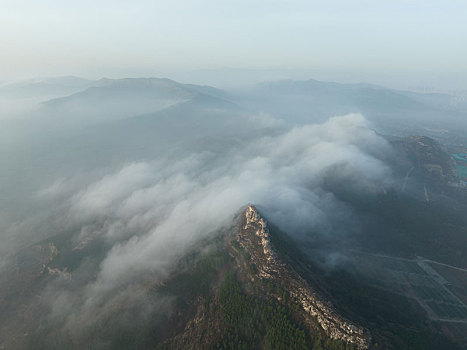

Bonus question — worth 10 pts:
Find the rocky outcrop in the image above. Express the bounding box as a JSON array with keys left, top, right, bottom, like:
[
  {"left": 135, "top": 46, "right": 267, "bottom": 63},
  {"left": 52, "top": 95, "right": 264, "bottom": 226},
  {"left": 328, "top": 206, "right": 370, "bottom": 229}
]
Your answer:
[
  {"left": 47, "top": 267, "right": 71, "bottom": 280},
  {"left": 239, "top": 205, "right": 370, "bottom": 349},
  {"left": 244, "top": 206, "right": 275, "bottom": 264}
]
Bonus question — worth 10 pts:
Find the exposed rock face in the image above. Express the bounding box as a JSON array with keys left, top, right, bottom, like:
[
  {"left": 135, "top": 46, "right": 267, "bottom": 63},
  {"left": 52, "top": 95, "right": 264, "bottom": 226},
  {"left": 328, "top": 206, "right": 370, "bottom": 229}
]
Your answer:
[
  {"left": 47, "top": 267, "right": 71, "bottom": 280},
  {"left": 239, "top": 205, "right": 370, "bottom": 349},
  {"left": 244, "top": 206, "right": 275, "bottom": 265}
]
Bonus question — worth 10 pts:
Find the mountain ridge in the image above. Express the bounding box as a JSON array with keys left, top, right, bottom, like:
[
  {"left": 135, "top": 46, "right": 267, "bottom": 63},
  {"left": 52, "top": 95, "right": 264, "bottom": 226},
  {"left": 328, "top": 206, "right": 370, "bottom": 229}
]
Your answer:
[
  {"left": 156, "top": 204, "right": 370, "bottom": 349},
  {"left": 238, "top": 205, "right": 370, "bottom": 349}
]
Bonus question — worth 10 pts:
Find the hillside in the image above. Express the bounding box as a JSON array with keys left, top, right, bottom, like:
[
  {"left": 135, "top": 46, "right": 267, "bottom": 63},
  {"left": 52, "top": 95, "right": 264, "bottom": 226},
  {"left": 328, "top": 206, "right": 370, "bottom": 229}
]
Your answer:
[
  {"left": 3, "top": 203, "right": 465, "bottom": 349},
  {"left": 0, "top": 206, "right": 365, "bottom": 349},
  {"left": 159, "top": 205, "right": 369, "bottom": 349}
]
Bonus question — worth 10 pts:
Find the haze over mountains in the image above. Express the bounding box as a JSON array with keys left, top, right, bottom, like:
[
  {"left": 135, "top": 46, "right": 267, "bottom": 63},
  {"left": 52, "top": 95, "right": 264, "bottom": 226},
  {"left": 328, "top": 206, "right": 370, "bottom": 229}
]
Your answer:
[
  {"left": 1, "top": 75, "right": 467, "bottom": 349},
  {"left": 4, "top": 75, "right": 467, "bottom": 132},
  {"left": 2, "top": 76, "right": 466, "bottom": 208}
]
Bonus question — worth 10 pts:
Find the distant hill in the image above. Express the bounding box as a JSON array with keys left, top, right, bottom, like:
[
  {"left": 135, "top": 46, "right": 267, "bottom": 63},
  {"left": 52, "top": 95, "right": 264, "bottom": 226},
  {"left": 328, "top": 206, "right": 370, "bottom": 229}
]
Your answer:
[
  {"left": 40, "top": 77, "right": 233, "bottom": 126},
  {"left": 237, "top": 78, "right": 429, "bottom": 119}
]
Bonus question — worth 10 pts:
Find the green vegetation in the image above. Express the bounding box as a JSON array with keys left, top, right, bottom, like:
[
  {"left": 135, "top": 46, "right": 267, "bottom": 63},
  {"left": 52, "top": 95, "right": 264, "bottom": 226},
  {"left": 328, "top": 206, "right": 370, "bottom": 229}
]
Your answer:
[
  {"left": 216, "top": 272, "right": 307, "bottom": 349},
  {"left": 160, "top": 248, "right": 231, "bottom": 300},
  {"left": 214, "top": 273, "right": 355, "bottom": 350}
]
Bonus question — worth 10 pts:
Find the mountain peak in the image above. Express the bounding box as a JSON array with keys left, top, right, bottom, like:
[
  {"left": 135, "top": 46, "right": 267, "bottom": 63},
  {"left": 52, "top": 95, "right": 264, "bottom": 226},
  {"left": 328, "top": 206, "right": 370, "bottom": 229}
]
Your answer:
[
  {"left": 244, "top": 204, "right": 276, "bottom": 264},
  {"left": 238, "top": 204, "right": 370, "bottom": 349}
]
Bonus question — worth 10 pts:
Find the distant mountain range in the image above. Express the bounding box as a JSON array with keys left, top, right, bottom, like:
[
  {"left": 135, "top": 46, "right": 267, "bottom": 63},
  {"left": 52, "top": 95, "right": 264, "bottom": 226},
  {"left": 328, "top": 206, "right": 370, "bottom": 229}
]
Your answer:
[
  {"left": 3, "top": 76, "right": 466, "bottom": 139},
  {"left": 232, "top": 79, "right": 467, "bottom": 138}
]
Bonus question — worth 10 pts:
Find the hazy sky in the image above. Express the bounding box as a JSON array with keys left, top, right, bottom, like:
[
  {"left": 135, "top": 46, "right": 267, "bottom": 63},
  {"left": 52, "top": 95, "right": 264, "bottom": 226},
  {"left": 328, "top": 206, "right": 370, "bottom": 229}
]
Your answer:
[{"left": 1, "top": 0, "right": 467, "bottom": 88}]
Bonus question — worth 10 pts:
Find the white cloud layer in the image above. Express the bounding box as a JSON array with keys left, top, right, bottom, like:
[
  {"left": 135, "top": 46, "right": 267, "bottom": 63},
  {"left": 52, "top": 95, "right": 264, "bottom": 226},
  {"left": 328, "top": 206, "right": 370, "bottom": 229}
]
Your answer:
[{"left": 53, "top": 113, "right": 392, "bottom": 312}]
